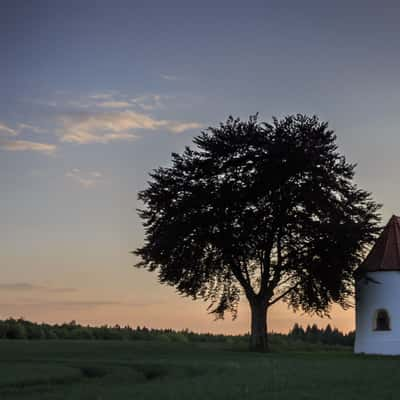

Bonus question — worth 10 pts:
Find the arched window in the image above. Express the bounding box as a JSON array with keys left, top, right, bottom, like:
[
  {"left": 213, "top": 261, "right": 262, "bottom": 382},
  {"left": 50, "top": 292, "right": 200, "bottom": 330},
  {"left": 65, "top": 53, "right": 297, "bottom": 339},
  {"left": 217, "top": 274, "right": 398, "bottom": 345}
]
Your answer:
[{"left": 374, "top": 309, "right": 391, "bottom": 331}]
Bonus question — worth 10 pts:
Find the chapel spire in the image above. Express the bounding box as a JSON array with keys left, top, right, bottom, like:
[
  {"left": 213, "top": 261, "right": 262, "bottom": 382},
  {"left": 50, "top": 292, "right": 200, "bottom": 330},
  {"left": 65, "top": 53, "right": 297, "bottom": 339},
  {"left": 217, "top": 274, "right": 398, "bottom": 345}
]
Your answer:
[{"left": 360, "top": 215, "right": 400, "bottom": 271}]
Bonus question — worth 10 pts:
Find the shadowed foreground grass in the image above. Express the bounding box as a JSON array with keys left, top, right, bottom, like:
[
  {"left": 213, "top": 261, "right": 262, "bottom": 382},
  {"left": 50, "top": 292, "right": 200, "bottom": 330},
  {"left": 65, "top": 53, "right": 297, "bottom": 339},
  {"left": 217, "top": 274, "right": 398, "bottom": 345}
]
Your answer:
[{"left": 0, "top": 340, "right": 399, "bottom": 399}]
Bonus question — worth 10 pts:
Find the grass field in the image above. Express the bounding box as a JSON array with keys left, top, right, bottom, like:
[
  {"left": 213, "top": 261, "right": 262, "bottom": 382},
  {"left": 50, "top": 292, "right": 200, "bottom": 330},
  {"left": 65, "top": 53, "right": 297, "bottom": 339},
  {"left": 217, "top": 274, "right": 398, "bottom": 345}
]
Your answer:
[{"left": 0, "top": 340, "right": 399, "bottom": 399}]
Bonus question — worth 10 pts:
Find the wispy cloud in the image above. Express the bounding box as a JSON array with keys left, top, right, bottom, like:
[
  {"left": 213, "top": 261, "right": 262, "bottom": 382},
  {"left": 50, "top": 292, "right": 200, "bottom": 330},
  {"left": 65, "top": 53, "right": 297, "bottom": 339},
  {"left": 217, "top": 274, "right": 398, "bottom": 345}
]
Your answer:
[
  {"left": 130, "top": 94, "right": 167, "bottom": 111},
  {"left": 59, "top": 112, "right": 139, "bottom": 144},
  {"left": 0, "top": 299, "right": 164, "bottom": 308},
  {"left": 68, "top": 98, "right": 132, "bottom": 110},
  {"left": 0, "top": 283, "right": 76, "bottom": 293},
  {"left": 77, "top": 94, "right": 167, "bottom": 111},
  {"left": 1, "top": 122, "right": 47, "bottom": 135},
  {"left": 18, "top": 123, "right": 47, "bottom": 134},
  {"left": 97, "top": 101, "right": 132, "bottom": 108},
  {"left": 88, "top": 92, "right": 118, "bottom": 100},
  {"left": 167, "top": 122, "right": 203, "bottom": 133},
  {"left": 68, "top": 100, "right": 92, "bottom": 108},
  {"left": 30, "top": 90, "right": 180, "bottom": 115},
  {"left": 65, "top": 168, "right": 103, "bottom": 188},
  {"left": 0, "top": 121, "right": 55, "bottom": 154},
  {"left": 0, "top": 301, "right": 121, "bottom": 309},
  {"left": 66, "top": 92, "right": 171, "bottom": 112},
  {"left": 160, "top": 74, "right": 179, "bottom": 81},
  {"left": 58, "top": 110, "right": 201, "bottom": 144},
  {"left": 0, "top": 139, "right": 56, "bottom": 154},
  {"left": 0, "top": 122, "right": 18, "bottom": 136}
]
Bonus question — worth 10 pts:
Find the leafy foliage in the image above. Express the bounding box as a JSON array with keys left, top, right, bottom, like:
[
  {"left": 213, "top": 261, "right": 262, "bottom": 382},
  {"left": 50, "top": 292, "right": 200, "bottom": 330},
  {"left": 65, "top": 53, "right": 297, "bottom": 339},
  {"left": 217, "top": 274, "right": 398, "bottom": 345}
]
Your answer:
[{"left": 135, "top": 114, "right": 381, "bottom": 326}]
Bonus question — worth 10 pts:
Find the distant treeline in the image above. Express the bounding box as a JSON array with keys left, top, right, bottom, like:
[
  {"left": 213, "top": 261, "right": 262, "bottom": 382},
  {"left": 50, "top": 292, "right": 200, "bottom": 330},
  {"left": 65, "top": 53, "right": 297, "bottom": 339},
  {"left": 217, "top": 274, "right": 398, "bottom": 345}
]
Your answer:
[
  {"left": 0, "top": 318, "right": 355, "bottom": 347},
  {"left": 288, "top": 323, "right": 355, "bottom": 347}
]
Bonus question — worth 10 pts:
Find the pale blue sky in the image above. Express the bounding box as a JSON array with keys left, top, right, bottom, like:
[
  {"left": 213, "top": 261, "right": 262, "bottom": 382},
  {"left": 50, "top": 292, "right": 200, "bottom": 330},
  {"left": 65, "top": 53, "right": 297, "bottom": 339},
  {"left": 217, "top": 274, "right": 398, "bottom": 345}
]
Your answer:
[{"left": 1, "top": 0, "right": 400, "bottom": 333}]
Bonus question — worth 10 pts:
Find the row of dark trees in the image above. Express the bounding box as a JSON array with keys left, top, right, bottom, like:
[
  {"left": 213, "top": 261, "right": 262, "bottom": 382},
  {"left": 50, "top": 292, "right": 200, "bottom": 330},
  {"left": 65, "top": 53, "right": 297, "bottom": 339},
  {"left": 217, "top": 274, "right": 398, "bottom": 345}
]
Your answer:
[
  {"left": 0, "top": 318, "right": 226, "bottom": 342},
  {"left": 288, "top": 323, "right": 355, "bottom": 347},
  {"left": 0, "top": 318, "right": 354, "bottom": 346}
]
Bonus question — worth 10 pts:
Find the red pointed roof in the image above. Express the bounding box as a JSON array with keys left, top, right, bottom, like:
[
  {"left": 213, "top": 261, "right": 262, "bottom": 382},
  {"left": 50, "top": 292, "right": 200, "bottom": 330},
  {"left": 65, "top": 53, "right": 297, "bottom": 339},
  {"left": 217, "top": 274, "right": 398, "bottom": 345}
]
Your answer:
[{"left": 360, "top": 215, "right": 400, "bottom": 272}]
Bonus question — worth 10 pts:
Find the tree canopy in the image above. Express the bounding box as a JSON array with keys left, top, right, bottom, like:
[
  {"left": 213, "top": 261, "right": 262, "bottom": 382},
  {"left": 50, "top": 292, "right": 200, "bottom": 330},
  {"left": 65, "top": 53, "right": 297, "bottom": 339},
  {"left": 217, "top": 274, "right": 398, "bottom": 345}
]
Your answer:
[{"left": 134, "top": 114, "right": 381, "bottom": 350}]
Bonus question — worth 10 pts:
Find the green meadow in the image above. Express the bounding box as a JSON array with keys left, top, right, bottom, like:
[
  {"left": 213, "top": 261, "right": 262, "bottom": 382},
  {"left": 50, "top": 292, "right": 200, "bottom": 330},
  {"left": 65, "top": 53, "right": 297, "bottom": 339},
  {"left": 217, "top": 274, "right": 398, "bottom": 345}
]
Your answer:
[{"left": 0, "top": 340, "right": 399, "bottom": 399}]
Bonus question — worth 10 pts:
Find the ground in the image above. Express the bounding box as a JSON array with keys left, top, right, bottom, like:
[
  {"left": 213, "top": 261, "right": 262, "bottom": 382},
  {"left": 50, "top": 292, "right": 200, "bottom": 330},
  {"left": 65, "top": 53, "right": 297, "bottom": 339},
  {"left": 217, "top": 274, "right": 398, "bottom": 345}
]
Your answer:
[{"left": 0, "top": 340, "right": 399, "bottom": 399}]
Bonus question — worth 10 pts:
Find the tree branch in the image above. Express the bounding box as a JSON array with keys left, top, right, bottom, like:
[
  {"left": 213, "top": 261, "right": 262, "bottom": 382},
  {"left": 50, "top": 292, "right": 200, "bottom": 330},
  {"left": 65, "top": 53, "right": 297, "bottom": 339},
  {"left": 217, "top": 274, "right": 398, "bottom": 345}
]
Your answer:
[
  {"left": 276, "top": 274, "right": 294, "bottom": 288},
  {"left": 230, "top": 261, "right": 255, "bottom": 300},
  {"left": 258, "top": 238, "right": 273, "bottom": 297},
  {"left": 242, "top": 263, "right": 252, "bottom": 288},
  {"left": 268, "top": 283, "right": 299, "bottom": 307},
  {"left": 259, "top": 213, "right": 283, "bottom": 297}
]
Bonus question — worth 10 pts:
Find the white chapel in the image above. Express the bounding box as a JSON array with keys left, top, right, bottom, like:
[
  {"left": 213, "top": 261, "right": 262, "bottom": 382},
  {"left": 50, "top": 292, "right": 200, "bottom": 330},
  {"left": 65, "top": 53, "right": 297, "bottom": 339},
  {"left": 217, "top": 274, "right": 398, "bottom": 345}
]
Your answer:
[{"left": 355, "top": 215, "right": 400, "bottom": 355}]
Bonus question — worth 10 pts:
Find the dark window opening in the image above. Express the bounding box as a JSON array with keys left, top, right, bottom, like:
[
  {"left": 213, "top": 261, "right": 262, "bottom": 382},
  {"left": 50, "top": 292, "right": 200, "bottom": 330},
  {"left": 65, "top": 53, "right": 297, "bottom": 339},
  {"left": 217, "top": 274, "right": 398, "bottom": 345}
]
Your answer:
[{"left": 375, "top": 309, "right": 390, "bottom": 331}]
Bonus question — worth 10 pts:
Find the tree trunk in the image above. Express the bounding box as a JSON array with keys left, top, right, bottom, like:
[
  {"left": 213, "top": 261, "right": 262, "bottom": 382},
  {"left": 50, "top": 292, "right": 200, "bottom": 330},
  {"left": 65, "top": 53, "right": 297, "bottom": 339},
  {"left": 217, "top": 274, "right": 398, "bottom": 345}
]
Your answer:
[{"left": 250, "top": 300, "right": 269, "bottom": 352}]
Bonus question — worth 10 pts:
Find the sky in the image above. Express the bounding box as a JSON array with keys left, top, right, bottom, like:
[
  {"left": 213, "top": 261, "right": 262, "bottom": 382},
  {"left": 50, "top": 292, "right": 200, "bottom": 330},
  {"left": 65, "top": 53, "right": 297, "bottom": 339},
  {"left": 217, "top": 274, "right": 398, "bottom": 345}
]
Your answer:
[{"left": 1, "top": 0, "right": 400, "bottom": 334}]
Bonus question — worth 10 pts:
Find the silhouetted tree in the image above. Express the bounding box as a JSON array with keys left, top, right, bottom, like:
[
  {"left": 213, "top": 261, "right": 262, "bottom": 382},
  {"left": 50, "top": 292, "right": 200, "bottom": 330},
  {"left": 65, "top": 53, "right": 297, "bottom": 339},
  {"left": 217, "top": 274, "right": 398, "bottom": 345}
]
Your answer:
[{"left": 134, "top": 114, "right": 381, "bottom": 351}]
